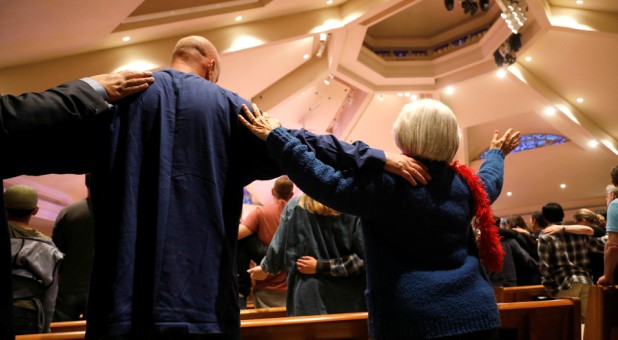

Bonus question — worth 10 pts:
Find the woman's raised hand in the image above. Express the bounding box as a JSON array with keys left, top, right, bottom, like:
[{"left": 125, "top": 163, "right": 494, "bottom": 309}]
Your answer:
[
  {"left": 489, "top": 128, "right": 521, "bottom": 155},
  {"left": 238, "top": 103, "right": 281, "bottom": 141}
]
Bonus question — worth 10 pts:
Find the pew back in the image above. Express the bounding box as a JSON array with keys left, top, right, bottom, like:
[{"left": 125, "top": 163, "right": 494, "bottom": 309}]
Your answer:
[
  {"left": 19, "top": 298, "right": 581, "bottom": 340},
  {"left": 494, "top": 285, "right": 548, "bottom": 303},
  {"left": 498, "top": 298, "right": 581, "bottom": 340}
]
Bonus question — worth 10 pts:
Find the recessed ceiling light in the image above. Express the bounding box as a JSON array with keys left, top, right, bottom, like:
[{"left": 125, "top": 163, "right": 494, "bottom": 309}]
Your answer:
[
  {"left": 544, "top": 107, "right": 556, "bottom": 116},
  {"left": 235, "top": 16, "right": 243, "bottom": 22},
  {"left": 326, "top": 0, "right": 334, "bottom": 4},
  {"left": 588, "top": 140, "right": 599, "bottom": 148},
  {"left": 576, "top": 97, "right": 584, "bottom": 103},
  {"left": 444, "top": 86, "right": 455, "bottom": 95},
  {"left": 576, "top": 0, "right": 583, "bottom": 4},
  {"left": 410, "top": 94, "right": 418, "bottom": 101},
  {"left": 497, "top": 69, "right": 507, "bottom": 78},
  {"left": 524, "top": 56, "right": 532, "bottom": 62},
  {"left": 303, "top": 53, "right": 310, "bottom": 60},
  {"left": 122, "top": 36, "right": 131, "bottom": 42},
  {"left": 560, "top": 183, "right": 567, "bottom": 189},
  {"left": 506, "top": 192, "right": 512, "bottom": 197},
  {"left": 397, "top": 92, "right": 403, "bottom": 97}
]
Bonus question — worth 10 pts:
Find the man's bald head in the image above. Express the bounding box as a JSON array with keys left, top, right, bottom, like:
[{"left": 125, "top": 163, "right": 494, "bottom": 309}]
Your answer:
[{"left": 171, "top": 36, "right": 221, "bottom": 83}]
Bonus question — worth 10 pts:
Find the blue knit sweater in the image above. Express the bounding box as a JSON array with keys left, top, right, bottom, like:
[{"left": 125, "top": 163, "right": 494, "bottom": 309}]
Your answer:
[{"left": 265, "top": 127, "right": 504, "bottom": 339}]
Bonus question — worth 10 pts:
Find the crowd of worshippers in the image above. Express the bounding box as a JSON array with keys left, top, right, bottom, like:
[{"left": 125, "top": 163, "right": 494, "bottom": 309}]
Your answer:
[
  {"left": 5, "top": 173, "right": 616, "bottom": 334},
  {"left": 5, "top": 174, "right": 617, "bottom": 334}
]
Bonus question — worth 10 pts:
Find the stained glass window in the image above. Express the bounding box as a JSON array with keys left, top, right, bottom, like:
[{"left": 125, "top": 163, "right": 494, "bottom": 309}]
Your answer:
[
  {"left": 479, "top": 133, "right": 567, "bottom": 159},
  {"left": 242, "top": 188, "right": 252, "bottom": 204}
]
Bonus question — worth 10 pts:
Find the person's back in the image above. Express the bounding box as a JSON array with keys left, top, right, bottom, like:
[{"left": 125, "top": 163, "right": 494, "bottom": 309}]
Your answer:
[
  {"left": 51, "top": 197, "right": 94, "bottom": 321},
  {"left": 260, "top": 195, "right": 366, "bottom": 316},
  {"left": 239, "top": 176, "right": 294, "bottom": 308},
  {"left": 87, "top": 66, "right": 279, "bottom": 336},
  {"left": 5, "top": 185, "right": 64, "bottom": 334}
]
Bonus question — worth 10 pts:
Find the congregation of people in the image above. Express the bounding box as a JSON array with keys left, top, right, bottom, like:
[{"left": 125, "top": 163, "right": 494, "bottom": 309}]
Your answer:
[{"left": 2, "top": 33, "right": 618, "bottom": 340}]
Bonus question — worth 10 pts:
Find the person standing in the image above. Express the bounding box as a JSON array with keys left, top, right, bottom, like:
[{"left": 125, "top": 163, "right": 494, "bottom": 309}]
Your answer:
[
  {"left": 240, "top": 99, "right": 520, "bottom": 339},
  {"left": 85, "top": 35, "right": 430, "bottom": 339},
  {"left": 0, "top": 70, "right": 154, "bottom": 339},
  {"left": 598, "top": 175, "right": 618, "bottom": 286},
  {"left": 5, "top": 184, "right": 64, "bottom": 334},
  {"left": 538, "top": 202, "right": 605, "bottom": 321},
  {"left": 238, "top": 176, "right": 294, "bottom": 308},
  {"left": 51, "top": 174, "right": 95, "bottom": 321},
  {"left": 249, "top": 194, "right": 366, "bottom": 316}
]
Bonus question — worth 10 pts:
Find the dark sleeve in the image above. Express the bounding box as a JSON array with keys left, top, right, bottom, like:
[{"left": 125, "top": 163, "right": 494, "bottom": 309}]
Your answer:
[
  {"left": 1, "top": 80, "right": 111, "bottom": 178},
  {"left": 0, "top": 80, "right": 109, "bottom": 137},
  {"left": 263, "top": 127, "right": 393, "bottom": 218},
  {"left": 591, "top": 225, "right": 606, "bottom": 238},
  {"left": 288, "top": 128, "right": 386, "bottom": 170}
]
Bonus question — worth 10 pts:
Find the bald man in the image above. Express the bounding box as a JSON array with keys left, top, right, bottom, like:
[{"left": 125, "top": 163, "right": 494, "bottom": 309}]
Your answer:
[{"left": 84, "top": 35, "right": 429, "bottom": 339}]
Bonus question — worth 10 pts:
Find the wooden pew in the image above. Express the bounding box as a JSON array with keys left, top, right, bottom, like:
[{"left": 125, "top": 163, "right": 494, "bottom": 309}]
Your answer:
[
  {"left": 49, "top": 321, "right": 86, "bottom": 333},
  {"left": 498, "top": 298, "right": 581, "bottom": 340},
  {"left": 47, "top": 307, "right": 288, "bottom": 333},
  {"left": 15, "top": 331, "right": 85, "bottom": 340},
  {"left": 18, "top": 299, "right": 581, "bottom": 340},
  {"left": 241, "top": 306, "right": 287, "bottom": 320},
  {"left": 584, "top": 285, "right": 618, "bottom": 340},
  {"left": 494, "top": 285, "right": 549, "bottom": 303},
  {"left": 241, "top": 311, "right": 369, "bottom": 340}
]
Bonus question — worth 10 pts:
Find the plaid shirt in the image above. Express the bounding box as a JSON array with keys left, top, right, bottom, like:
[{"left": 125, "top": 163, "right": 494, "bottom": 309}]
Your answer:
[
  {"left": 538, "top": 228, "right": 606, "bottom": 294},
  {"left": 316, "top": 254, "right": 365, "bottom": 277}
]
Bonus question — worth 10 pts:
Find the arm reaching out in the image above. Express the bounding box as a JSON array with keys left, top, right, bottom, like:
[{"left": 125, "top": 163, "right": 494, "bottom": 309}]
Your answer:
[
  {"left": 239, "top": 103, "right": 431, "bottom": 186},
  {"left": 90, "top": 70, "right": 155, "bottom": 102}
]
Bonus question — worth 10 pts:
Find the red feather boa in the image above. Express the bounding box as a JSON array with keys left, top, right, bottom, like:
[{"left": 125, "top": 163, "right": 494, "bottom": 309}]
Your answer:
[{"left": 450, "top": 161, "right": 504, "bottom": 272}]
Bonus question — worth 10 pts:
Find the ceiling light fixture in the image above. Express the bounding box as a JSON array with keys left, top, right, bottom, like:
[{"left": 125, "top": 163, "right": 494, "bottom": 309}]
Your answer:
[
  {"left": 444, "top": 86, "right": 455, "bottom": 95},
  {"left": 576, "top": 97, "right": 584, "bottom": 103},
  {"left": 560, "top": 184, "right": 567, "bottom": 189},
  {"left": 444, "top": 0, "right": 489, "bottom": 15},
  {"left": 315, "top": 33, "right": 329, "bottom": 58},
  {"left": 544, "top": 107, "right": 556, "bottom": 116},
  {"left": 524, "top": 56, "right": 532, "bottom": 62},
  {"left": 326, "top": 0, "right": 334, "bottom": 4},
  {"left": 122, "top": 36, "right": 131, "bottom": 42},
  {"left": 496, "top": 0, "right": 528, "bottom": 33},
  {"left": 588, "top": 140, "right": 599, "bottom": 148},
  {"left": 235, "top": 16, "right": 243, "bottom": 22}
]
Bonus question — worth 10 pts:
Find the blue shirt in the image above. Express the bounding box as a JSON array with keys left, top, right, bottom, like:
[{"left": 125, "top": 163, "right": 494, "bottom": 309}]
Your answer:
[
  {"left": 85, "top": 69, "right": 385, "bottom": 337},
  {"left": 264, "top": 127, "right": 504, "bottom": 339},
  {"left": 607, "top": 199, "right": 618, "bottom": 233}
]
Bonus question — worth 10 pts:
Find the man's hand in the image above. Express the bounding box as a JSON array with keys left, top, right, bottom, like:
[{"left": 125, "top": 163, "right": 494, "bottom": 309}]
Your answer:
[
  {"left": 384, "top": 152, "right": 431, "bottom": 186},
  {"left": 597, "top": 275, "right": 614, "bottom": 286},
  {"left": 90, "top": 70, "right": 155, "bottom": 102},
  {"left": 296, "top": 256, "right": 317, "bottom": 274},
  {"left": 247, "top": 265, "right": 269, "bottom": 281},
  {"left": 542, "top": 225, "right": 563, "bottom": 235}
]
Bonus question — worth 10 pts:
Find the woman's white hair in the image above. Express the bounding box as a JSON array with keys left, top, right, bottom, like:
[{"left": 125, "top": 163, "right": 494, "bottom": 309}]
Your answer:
[{"left": 392, "top": 99, "right": 460, "bottom": 162}]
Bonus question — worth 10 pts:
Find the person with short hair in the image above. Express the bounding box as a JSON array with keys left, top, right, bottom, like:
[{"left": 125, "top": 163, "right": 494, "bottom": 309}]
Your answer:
[
  {"left": 5, "top": 184, "right": 64, "bottom": 334},
  {"left": 84, "top": 35, "right": 431, "bottom": 339},
  {"left": 237, "top": 176, "right": 295, "bottom": 309},
  {"left": 598, "top": 182, "right": 618, "bottom": 285},
  {"left": 240, "top": 99, "right": 520, "bottom": 339},
  {"left": 538, "top": 202, "right": 605, "bottom": 321}
]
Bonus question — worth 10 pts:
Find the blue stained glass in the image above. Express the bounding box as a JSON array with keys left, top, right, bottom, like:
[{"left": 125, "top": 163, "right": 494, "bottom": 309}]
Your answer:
[
  {"left": 479, "top": 133, "right": 567, "bottom": 159},
  {"left": 242, "top": 188, "right": 252, "bottom": 204}
]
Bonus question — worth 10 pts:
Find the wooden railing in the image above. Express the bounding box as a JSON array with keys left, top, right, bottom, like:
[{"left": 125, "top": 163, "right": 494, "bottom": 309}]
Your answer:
[
  {"left": 17, "top": 297, "right": 581, "bottom": 340},
  {"left": 494, "top": 284, "right": 548, "bottom": 303}
]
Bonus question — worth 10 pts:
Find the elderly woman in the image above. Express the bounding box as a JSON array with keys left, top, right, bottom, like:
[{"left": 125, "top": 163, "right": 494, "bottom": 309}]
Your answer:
[{"left": 240, "top": 99, "right": 520, "bottom": 339}]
